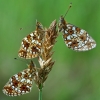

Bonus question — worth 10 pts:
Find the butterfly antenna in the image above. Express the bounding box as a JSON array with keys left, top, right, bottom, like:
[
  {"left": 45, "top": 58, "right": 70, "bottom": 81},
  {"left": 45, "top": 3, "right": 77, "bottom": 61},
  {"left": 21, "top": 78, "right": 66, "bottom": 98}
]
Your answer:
[{"left": 63, "top": 3, "right": 72, "bottom": 18}]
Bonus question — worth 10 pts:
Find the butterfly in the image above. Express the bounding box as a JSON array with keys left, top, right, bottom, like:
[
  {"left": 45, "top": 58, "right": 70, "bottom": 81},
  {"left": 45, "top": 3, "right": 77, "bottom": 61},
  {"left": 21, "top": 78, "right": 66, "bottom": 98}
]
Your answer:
[
  {"left": 18, "top": 21, "right": 45, "bottom": 59},
  {"left": 3, "top": 61, "right": 35, "bottom": 96},
  {"left": 58, "top": 4, "right": 96, "bottom": 51}
]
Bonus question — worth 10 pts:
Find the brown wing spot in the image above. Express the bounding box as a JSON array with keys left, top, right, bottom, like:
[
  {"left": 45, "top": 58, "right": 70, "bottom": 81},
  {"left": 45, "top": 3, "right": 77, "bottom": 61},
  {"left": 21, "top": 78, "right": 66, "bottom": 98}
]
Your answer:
[
  {"left": 27, "top": 35, "right": 31, "bottom": 40},
  {"left": 86, "top": 42, "right": 92, "bottom": 48},
  {"left": 22, "top": 40, "right": 30, "bottom": 49},
  {"left": 80, "top": 35, "right": 87, "bottom": 41},
  {"left": 4, "top": 86, "right": 13, "bottom": 93},
  {"left": 12, "top": 80, "right": 19, "bottom": 87},
  {"left": 31, "top": 46, "right": 39, "bottom": 53},
  {"left": 71, "top": 40, "right": 78, "bottom": 47},
  {"left": 11, "top": 76, "right": 16, "bottom": 80},
  {"left": 68, "top": 29, "right": 74, "bottom": 35},
  {"left": 24, "top": 74, "right": 29, "bottom": 79},
  {"left": 20, "top": 84, "right": 29, "bottom": 92},
  {"left": 33, "top": 35, "right": 37, "bottom": 39},
  {"left": 18, "top": 73, "right": 22, "bottom": 77},
  {"left": 76, "top": 27, "right": 80, "bottom": 33},
  {"left": 26, "top": 34, "right": 33, "bottom": 42}
]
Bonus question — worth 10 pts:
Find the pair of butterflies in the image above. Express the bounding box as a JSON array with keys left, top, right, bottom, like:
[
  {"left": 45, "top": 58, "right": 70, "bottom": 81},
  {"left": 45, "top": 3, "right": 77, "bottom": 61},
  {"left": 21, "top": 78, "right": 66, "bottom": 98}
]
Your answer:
[{"left": 3, "top": 8, "right": 96, "bottom": 96}]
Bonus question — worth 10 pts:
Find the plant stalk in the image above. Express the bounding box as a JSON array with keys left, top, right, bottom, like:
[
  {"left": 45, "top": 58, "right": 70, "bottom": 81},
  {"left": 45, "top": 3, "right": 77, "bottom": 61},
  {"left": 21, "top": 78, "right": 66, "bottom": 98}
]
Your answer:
[{"left": 39, "top": 85, "right": 43, "bottom": 100}]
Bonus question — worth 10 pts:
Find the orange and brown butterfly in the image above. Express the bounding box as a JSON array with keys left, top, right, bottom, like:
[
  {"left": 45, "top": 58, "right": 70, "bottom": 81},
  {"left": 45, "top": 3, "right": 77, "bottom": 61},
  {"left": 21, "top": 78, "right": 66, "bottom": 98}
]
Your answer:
[
  {"left": 58, "top": 3, "right": 96, "bottom": 51},
  {"left": 3, "top": 61, "right": 35, "bottom": 96},
  {"left": 18, "top": 21, "right": 45, "bottom": 59}
]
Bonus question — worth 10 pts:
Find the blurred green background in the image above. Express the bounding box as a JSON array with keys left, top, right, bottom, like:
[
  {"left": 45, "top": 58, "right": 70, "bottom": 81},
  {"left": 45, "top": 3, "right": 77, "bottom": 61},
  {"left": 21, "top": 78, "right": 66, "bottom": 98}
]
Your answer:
[{"left": 0, "top": 0, "right": 100, "bottom": 100}]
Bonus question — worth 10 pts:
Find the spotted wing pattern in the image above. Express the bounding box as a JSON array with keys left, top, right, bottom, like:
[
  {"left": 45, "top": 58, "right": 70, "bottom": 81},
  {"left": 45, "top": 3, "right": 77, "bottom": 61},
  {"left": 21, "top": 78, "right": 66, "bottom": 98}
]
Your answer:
[
  {"left": 3, "top": 61, "right": 35, "bottom": 96},
  {"left": 18, "top": 21, "right": 44, "bottom": 59},
  {"left": 58, "top": 16, "right": 96, "bottom": 51}
]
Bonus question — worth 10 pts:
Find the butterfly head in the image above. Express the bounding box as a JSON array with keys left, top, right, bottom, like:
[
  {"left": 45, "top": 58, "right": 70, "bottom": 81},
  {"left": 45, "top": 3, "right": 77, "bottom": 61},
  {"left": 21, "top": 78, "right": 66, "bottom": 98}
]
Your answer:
[
  {"left": 58, "top": 3, "right": 72, "bottom": 33},
  {"left": 36, "top": 20, "right": 44, "bottom": 31},
  {"left": 58, "top": 16, "right": 67, "bottom": 32}
]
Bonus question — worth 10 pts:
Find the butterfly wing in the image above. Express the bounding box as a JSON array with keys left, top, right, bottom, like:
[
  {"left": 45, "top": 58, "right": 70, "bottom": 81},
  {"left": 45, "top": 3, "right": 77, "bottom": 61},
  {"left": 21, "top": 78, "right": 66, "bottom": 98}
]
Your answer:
[
  {"left": 58, "top": 16, "right": 96, "bottom": 51},
  {"left": 18, "top": 21, "right": 44, "bottom": 59},
  {"left": 3, "top": 64, "right": 34, "bottom": 96}
]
